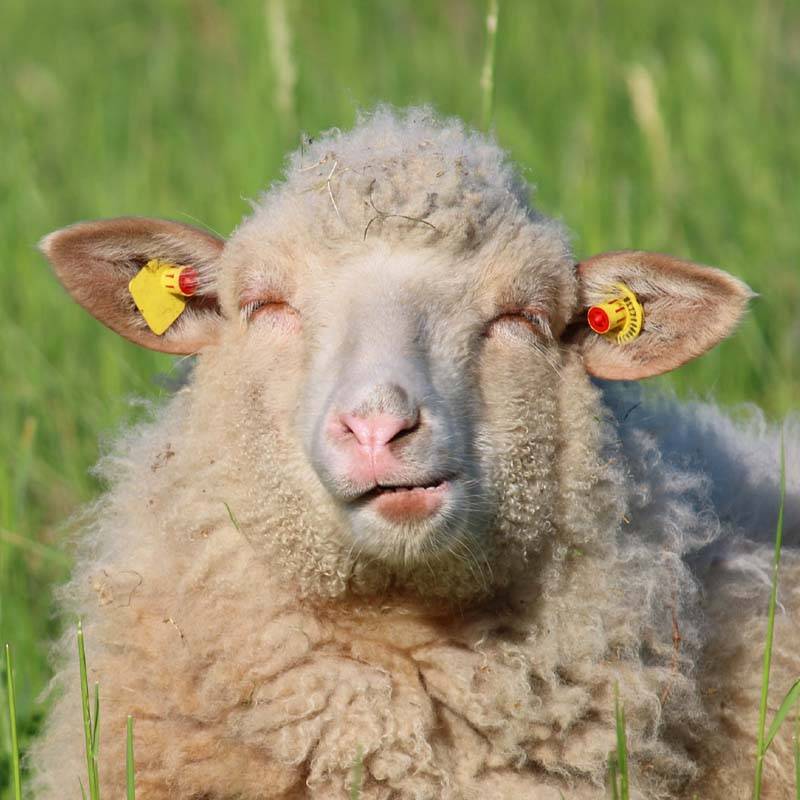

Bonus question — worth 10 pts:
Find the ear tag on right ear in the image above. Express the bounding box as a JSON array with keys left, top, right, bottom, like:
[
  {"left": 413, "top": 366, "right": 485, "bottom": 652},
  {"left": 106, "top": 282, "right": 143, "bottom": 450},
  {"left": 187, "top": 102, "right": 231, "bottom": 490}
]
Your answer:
[
  {"left": 128, "top": 260, "right": 199, "bottom": 335},
  {"left": 587, "top": 283, "right": 644, "bottom": 344}
]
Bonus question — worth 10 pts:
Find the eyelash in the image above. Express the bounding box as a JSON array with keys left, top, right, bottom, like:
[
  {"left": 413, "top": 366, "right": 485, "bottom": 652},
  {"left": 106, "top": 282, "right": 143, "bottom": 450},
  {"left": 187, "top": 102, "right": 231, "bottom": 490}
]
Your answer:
[
  {"left": 238, "top": 300, "right": 548, "bottom": 338},
  {"left": 487, "top": 309, "right": 552, "bottom": 339},
  {"left": 240, "top": 300, "right": 263, "bottom": 321},
  {"left": 239, "top": 299, "right": 296, "bottom": 322}
]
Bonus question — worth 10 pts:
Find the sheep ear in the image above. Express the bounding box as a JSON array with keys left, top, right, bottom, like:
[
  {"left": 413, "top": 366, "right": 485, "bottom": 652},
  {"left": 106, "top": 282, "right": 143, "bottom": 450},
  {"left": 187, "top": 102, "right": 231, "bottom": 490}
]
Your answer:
[
  {"left": 567, "top": 250, "right": 754, "bottom": 380},
  {"left": 40, "top": 217, "right": 225, "bottom": 355}
]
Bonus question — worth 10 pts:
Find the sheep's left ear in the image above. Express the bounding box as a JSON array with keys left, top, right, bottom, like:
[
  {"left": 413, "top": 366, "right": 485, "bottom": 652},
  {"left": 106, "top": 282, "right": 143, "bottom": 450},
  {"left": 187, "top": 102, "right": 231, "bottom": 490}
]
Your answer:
[{"left": 567, "top": 250, "right": 754, "bottom": 380}]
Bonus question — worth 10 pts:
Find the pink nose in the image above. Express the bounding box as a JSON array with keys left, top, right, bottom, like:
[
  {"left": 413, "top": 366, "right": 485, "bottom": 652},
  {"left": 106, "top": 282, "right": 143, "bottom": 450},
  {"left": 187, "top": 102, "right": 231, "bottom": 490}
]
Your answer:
[{"left": 339, "top": 412, "right": 417, "bottom": 449}]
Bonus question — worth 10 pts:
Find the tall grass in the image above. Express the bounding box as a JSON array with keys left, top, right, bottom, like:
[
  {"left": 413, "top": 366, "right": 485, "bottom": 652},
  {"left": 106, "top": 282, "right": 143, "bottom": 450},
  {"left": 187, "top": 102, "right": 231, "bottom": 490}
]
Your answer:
[
  {"left": 3, "top": 647, "right": 21, "bottom": 800},
  {"left": 795, "top": 711, "right": 800, "bottom": 800},
  {"left": 479, "top": 0, "right": 499, "bottom": 130},
  {"left": 126, "top": 716, "right": 136, "bottom": 800},
  {"left": 608, "top": 686, "right": 630, "bottom": 800},
  {"left": 0, "top": 1, "right": 798, "bottom": 797},
  {"left": 77, "top": 623, "right": 100, "bottom": 800},
  {"left": 752, "top": 438, "right": 796, "bottom": 799},
  {"left": 4, "top": 626, "right": 138, "bottom": 798}
]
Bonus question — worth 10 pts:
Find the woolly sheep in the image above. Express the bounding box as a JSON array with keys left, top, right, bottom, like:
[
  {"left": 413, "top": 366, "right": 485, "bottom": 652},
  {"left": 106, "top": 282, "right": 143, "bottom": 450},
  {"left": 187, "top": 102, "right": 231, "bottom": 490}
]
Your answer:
[{"left": 32, "top": 107, "right": 799, "bottom": 799}]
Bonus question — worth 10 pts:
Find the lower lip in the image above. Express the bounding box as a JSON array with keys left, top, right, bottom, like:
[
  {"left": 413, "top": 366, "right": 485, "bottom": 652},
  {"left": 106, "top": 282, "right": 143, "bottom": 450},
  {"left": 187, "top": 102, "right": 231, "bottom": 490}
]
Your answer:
[{"left": 371, "top": 482, "right": 449, "bottom": 522}]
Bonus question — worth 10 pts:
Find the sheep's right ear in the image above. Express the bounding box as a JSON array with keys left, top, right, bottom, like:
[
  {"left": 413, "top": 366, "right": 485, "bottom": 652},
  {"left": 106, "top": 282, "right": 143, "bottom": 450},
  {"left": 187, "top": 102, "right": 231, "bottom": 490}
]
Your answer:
[{"left": 40, "top": 217, "right": 225, "bottom": 355}]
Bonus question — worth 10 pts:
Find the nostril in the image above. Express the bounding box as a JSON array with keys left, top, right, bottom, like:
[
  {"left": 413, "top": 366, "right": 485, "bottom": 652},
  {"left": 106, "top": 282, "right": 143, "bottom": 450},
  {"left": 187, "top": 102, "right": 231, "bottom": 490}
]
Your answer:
[
  {"left": 339, "top": 411, "right": 419, "bottom": 448},
  {"left": 392, "top": 413, "right": 420, "bottom": 441}
]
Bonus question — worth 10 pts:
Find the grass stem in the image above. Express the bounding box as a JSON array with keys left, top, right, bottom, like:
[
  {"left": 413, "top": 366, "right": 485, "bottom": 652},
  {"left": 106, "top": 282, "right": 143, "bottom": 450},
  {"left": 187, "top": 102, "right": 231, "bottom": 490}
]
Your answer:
[
  {"left": 126, "top": 715, "right": 136, "bottom": 799},
  {"left": 4, "top": 644, "right": 22, "bottom": 800},
  {"left": 350, "top": 745, "right": 364, "bottom": 800},
  {"left": 480, "top": 0, "right": 499, "bottom": 131},
  {"left": 794, "top": 708, "right": 800, "bottom": 800},
  {"left": 753, "top": 435, "right": 787, "bottom": 799},
  {"left": 78, "top": 622, "right": 101, "bottom": 800},
  {"left": 613, "top": 685, "right": 630, "bottom": 800}
]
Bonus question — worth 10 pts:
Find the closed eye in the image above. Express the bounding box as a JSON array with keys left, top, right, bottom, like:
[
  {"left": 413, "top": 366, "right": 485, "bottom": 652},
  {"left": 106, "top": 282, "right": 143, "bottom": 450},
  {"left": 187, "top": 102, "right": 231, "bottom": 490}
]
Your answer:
[
  {"left": 485, "top": 308, "right": 552, "bottom": 339},
  {"left": 239, "top": 297, "right": 301, "bottom": 330}
]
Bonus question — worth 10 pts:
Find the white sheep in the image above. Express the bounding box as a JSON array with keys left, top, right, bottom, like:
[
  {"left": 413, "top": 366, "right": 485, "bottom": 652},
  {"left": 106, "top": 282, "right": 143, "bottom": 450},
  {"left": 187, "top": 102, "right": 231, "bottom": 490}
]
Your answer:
[{"left": 32, "top": 107, "right": 799, "bottom": 799}]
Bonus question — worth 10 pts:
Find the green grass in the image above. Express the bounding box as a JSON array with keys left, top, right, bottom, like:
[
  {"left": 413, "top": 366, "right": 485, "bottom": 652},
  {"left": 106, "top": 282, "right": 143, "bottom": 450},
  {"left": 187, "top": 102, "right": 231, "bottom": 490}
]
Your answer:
[
  {"left": 77, "top": 623, "right": 100, "bottom": 800},
  {"left": 753, "top": 437, "right": 796, "bottom": 799},
  {"left": 350, "top": 746, "right": 364, "bottom": 800},
  {"left": 609, "top": 686, "right": 630, "bottom": 800},
  {"left": 4, "top": 647, "right": 21, "bottom": 800},
  {"left": 0, "top": 1, "right": 798, "bottom": 797},
  {"left": 795, "top": 710, "right": 800, "bottom": 800},
  {"left": 4, "top": 626, "right": 138, "bottom": 798},
  {"left": 126, "top": 716, "right": 135, "bottom": 800}
]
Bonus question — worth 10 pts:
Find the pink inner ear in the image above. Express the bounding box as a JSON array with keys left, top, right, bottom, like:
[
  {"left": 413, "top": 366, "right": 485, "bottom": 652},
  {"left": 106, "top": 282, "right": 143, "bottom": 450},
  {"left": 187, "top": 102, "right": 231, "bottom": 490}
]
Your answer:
[{"left": 572, "top": 250, "right": 753, "bottom": 381}]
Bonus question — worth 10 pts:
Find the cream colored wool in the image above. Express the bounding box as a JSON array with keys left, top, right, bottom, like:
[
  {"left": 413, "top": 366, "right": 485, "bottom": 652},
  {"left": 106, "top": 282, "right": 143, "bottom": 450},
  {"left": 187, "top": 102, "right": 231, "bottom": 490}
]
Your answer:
[{"left": 31, "top": 108, "right": 799, "bottom": 799}]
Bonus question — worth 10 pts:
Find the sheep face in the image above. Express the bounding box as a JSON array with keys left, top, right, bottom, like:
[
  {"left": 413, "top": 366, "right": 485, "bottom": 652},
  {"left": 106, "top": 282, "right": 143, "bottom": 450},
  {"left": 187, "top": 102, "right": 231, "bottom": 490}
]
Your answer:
[
  {"left": 40, "top": 111, "right": 752, "bottom": 598},
  {"left": 215, "top": 227, "right": 576, "bottom": 568}
]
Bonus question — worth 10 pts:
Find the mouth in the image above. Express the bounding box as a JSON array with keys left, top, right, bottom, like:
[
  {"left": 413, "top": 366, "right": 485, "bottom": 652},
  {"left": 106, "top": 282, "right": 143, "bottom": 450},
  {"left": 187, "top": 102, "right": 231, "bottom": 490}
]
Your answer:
[{"left": 356, "top": 479, "right": 451, "bottom": 522}]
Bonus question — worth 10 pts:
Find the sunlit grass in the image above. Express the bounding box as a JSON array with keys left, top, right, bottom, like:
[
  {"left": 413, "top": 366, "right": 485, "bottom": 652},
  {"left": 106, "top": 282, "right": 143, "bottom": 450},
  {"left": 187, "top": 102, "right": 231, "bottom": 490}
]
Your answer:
[
  {"left": 77, "top": 623, "right": 100, "bottom": 800},
  {"left": 3, "top": 646, "right": 21, "bottom": 800},
  {"left": 126, "top": 716, "right": 135, "bottom": 800},
  {"left": 608, "top": 684, "right": 630, "bottom": 800},
  {"left": 752, "top": 437, "right": 796, "bottom": 799},
  {"left": 350, "top": 745, "right": 364, "bottom": 800},
  {"left": 794, "top": 710, "right": 800, "bottom": 800}
]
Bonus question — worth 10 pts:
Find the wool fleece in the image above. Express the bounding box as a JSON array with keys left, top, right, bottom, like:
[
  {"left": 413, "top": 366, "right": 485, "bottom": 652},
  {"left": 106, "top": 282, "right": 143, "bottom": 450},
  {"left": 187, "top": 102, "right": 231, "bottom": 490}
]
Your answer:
[{"left": 32, "top": 107, "right": 799, "bottom": 799}]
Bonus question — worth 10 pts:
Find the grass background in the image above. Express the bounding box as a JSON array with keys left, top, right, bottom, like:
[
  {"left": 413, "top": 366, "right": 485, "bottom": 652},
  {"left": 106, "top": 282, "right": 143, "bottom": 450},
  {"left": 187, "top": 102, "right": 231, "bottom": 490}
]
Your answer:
[{"left": 1, "top": 0, "right": 798, "bottom": 794}]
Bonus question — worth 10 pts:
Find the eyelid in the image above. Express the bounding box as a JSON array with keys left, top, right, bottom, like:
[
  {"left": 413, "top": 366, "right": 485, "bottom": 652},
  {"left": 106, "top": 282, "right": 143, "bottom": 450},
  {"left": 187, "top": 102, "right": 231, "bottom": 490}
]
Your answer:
[
  {"left": 239, "top": 293, "right": 293, "bottom": 321},
  {"left": 489, "top": 307, "right": 552, "bottom": 338}
]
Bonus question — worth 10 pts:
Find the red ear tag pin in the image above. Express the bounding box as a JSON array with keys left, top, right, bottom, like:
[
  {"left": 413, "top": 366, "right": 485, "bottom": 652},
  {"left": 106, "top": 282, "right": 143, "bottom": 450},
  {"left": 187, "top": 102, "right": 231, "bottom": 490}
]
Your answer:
[
  {"left": 587, "top": 283, "right": 644, "bottom": 344},
  {"left": 160, "top": 266, "right": 199, "bottom": 297}
]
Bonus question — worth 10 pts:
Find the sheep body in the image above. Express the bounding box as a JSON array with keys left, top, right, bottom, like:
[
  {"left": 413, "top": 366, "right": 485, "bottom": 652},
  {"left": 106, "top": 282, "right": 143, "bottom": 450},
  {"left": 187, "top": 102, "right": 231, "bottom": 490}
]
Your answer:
[{"left": 31, "top": 108, "right": 799, "bottom": 799}]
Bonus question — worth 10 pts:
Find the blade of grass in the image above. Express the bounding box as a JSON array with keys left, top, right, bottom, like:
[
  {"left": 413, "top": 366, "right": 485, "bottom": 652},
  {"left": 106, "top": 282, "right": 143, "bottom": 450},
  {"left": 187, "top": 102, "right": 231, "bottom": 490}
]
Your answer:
[
  {"left": 479, "top": 0, "right": 499, "bottom": 131},
  {"left": 78, "top": 621, "right": 101, "bottom": 800},
  {"left": 126, "top": 715, "right": 136, "bottom": 800},
  {"left": 224, "top": 501, "right": 242, "bottom": 533},
  {"left": 4, "top": 644, "right": 22, "bottom": 800},
  {"left": 753, "top": 434, "right": 786, "bottom": 799},
  {"left": 349, "top": 745, "right": 364, "bottom": 800},
  {"left": 614, "top": 685, "right": 630, "bottom": 800},
  {"left": 765, "top": 679, "right": 800, "bottom": 750},
  {"left": 608, "top": 754, "right": 620, "bottom": 800},
  {"left": 794, "top": 708, "right": 800, "bottom": 800},
  {"left": 92, "top": 682, "right": 101, "bottom": 760}
]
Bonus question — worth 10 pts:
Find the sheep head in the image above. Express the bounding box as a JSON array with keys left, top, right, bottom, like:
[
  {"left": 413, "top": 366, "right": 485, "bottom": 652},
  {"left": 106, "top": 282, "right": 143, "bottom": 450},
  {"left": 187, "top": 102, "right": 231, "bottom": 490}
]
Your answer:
[{"left": 40, "top": 109, "right": 753, "bottom": 601}]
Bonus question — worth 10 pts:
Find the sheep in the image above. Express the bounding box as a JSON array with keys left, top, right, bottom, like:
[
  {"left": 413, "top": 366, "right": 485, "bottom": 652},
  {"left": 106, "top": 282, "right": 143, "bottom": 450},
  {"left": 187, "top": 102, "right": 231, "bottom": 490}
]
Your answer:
[{"left": 31, "top": 106, "right": 799, "bottom": 799}]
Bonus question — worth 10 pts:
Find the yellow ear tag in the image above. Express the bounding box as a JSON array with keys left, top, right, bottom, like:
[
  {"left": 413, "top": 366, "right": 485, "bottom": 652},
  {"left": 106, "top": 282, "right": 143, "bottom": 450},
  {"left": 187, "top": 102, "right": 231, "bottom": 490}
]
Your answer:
[
  {"left": 128, "top": 260, "right": 199, "bottom": 335},
  {"left": 586, "top": 283, "right": 644, "bottom": 344}
]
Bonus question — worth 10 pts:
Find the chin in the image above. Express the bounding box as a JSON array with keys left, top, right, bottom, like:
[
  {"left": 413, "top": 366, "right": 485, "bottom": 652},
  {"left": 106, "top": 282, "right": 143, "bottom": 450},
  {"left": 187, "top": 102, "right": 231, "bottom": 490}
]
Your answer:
[{"left": 345, "top": 479, "right": 489, "bottom": 566}]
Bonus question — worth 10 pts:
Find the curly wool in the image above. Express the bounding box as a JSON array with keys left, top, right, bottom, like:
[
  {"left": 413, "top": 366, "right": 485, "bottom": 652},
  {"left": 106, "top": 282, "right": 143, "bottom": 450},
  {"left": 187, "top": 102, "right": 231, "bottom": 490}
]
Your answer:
[{"left": 30, "top": 109, "right": 799, "bottom": 800}]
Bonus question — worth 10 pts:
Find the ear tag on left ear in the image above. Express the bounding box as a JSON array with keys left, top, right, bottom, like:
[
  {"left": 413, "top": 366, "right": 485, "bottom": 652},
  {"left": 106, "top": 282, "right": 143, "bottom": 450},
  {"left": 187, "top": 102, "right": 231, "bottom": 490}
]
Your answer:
[
  {"left": 587, "top": 283, "right": 644, "bottom": 344},
  {"left": 128, "top": 260, "right": 199, "bottom": 335}
]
